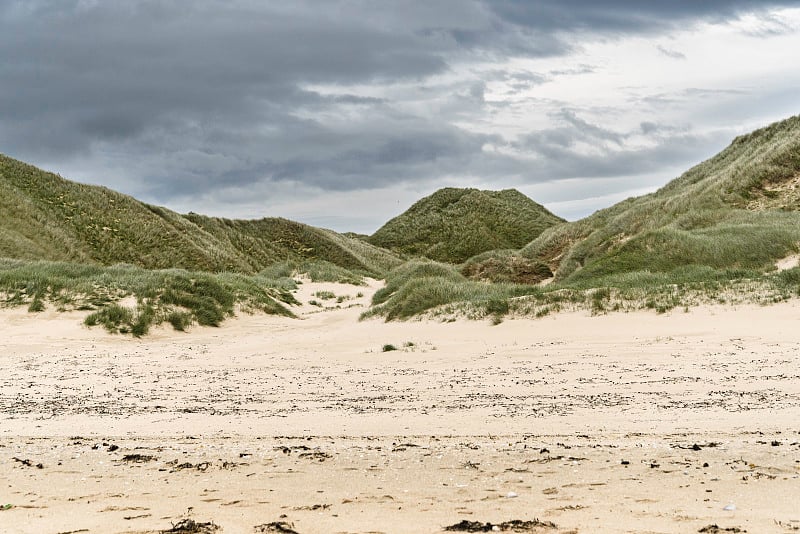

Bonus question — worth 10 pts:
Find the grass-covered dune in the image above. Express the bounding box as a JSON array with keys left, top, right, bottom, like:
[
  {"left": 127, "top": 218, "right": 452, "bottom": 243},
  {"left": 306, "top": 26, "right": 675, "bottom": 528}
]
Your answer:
[
  {"left": 365, "top": 115, "right": 800, "bottom": 322},
  {"left": 364, "top": 258, "right": 800, "bottom": 323},
  {"left": 184, "top": 214, "right": 401, "bottom": 277},
  {"left": 4, "top": 115, "right": 800, "bottom": 330},
  {"left": 368, "top": 187, "right": 564, "bottom": 263},
  {"left": 0, "top": 154, "right": 401, "bottom": 276},
  {"left": 518, "top": 115, "right": 800, "bottom": 284},
  {"left": 361, "top": 260, "right": 537, "bottom": 321},
  {"left": 0, "top": 152, "right": 394, "bottom": 335},
  {"left": 0, "top": 258, "right": 305, "bottom": 336}
]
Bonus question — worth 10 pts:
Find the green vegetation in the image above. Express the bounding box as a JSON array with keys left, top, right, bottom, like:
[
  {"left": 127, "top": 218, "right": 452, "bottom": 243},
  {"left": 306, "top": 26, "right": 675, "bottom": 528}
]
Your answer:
[
  {"left": 184, "top": 213, "right": 401, "bottom": 277},
  {"left": 5, "top": 115, "right": 800, "bottom": 329},
  {"left": 364, "top": 258, "right": 800, "bottom": 322},
  {"left": 362, "top": 260, "right": 542, "bottom": 321},
  {"left": 0, "top": 152, "right": 398, "bottom": 335},
  {"left": 381, "top": 344, "right": 398, "bottom": 352},
  {"left": 519, "top": 115, "right": 800, "bottom": 284},
  {"left": 461, "top": 249, "right": 553, "bottom": 283},
  {"left": 27, "top": 295, "right": 45, "bottom": 312},
  {"left": 368, "top": 122, "right": 800, "bottom": 318},
  {"left": 258, "top": 259, "right": 367, "bottom": 285},
  {"left": 359, "top": 114, "right": 800, "bottom": 322},
  {"left": 0, "top": 154, "right": 400, "bottom": 276},
  {"left": 0, "top": 259, "right": 297, "bottom": 336},
  {"left": 369, "top": 188, "right": 563, "bottom": 263}
]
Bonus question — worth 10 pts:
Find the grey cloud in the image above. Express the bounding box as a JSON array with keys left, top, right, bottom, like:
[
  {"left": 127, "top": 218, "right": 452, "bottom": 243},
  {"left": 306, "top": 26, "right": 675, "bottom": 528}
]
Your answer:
[
  {"left": 272, "top": 130, "right": 486, "bottom": 190},
  {"left": 557, "top": 110, "right": 627, "bottom": 145},
  {"left": 656, "top": 45, "right": 687, "bottom": 59},
  {"left": 509, "top": 71, "right": 550, "bottom": 83},
  {"left": 128, "top": 113, "right": 502, "bottom": 202},
  {"left": 485, "top": 69, "right": 548, "bottom": 83},
  {"left": 549, "top": 64, "right": 597, "bottom": 76},
  {"left": 438, "top": 25, "right": 571, "bottom": 57},
  {"left": 511, "top": 110, "right": 630, "bottom": 151},
  {"left": 490, "top": 66, "right": 596, "bottom": 96},
  {"left": 326, "top": 95, "right": 388, "bottom": 105},
  {"left": 487, "top": 1, "right": 800, "bottom": 34},
  {"left": 528, "top": 132, "right": 729, "bottom": 182},
  {"left": 514, "top": 111, "right": 730, "bottom": 182},
  {"left": 683, "top": 88, "right": 749, "bottom": 97},
  {"left": 635, "top": 87, "right": 750, "bottom": 109},
  {"left": 640, "top": 122, "right": 660, "bottom": 135},
  {"left": 490, "top": 70, "right": 550, "bottom": 94},
  {"left": 0, "top": 1, "right": 451, "bottom": 159},
  {"left": 2, "top": 0, "right": 568, "bottom": 183}
]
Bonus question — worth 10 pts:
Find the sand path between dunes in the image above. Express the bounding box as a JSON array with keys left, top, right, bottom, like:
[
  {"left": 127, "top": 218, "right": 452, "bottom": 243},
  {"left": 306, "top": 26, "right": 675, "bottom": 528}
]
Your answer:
[{"left": 1, "top": 279, "right": 799, "bottom": 533}]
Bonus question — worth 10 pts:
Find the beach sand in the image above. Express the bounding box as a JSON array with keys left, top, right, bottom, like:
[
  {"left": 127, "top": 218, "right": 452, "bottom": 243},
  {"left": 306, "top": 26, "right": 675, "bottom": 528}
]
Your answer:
[{"left": 1, "top": 280, "right": 799, "bottom": 533}]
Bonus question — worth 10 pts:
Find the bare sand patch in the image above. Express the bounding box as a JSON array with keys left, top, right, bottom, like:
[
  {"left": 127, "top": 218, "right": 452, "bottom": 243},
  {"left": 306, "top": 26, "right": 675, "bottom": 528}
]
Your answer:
[
  {"left": 776, "top": 253, "right": 800, "bottom": 271},
  {"left": 1, "top": 283, "right": 799, "bottom": 533}
]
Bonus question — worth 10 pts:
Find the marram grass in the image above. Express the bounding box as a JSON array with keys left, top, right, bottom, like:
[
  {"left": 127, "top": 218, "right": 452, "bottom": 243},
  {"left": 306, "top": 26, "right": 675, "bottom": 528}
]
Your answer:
[
  {"left": 0, "top": 153, "right": 400, "bottom": 276},
  {"left": 520, "top": 115, "right": 800, "bottom": 283},
  {"left": 0, "top": 258, "right": 299, "bottom": 336},
  {"left": 369, "top": 187, "right": 563, "bottom": 263},
  {"left": 362, "top": 259, "right": 800, "bottom": 322}
]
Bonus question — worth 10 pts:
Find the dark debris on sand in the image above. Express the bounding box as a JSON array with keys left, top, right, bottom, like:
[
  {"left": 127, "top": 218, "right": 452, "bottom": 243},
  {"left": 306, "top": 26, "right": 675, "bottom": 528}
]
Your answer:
[
  {"left": 674, "top": 442, "right": 720, "bottom": 451},
  {"left": 168, "top": 461, "right": 211, "bottom": 472},
  {"left": 698, "top": 525, "right": 745, "bottom": 533},
  {"left": 254, "top": 522, "right": 301, "bottom": 533},
  {"left": 161, "top": 518, "right": 220, "bottom": 533},
  {"left": 122, "top": 453, "right": 156, "bottom": 463},
  {"left": 444, "top": 519, "right": 557, "bottom": 532},
  {"left": 12, "top": 457, "right": 43, "bottom": 469}
]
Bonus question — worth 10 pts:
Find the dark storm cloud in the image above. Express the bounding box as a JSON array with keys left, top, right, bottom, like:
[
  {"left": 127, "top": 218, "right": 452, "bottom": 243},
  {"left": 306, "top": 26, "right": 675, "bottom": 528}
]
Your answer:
[
  {"left": 487, "top": 1, "right": 800, "bottom": 33},
  {"left": 0, "top": 2, "right": 444, "bottom": 146},
  {"left": 130, "top": 112, "right": 503, "bottom": 202}
]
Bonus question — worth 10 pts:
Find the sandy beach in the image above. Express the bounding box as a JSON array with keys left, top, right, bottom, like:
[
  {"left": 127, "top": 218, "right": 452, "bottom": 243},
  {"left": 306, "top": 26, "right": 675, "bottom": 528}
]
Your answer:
[{"left": 1, "top": 280, "right": 799, "bottom": 533}]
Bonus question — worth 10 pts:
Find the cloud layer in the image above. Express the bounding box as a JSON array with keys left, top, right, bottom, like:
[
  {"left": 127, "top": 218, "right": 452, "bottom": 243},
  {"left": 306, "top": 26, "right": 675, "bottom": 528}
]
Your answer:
[{"left": 1, "top": 1, "right": 799, "bottom": 231}]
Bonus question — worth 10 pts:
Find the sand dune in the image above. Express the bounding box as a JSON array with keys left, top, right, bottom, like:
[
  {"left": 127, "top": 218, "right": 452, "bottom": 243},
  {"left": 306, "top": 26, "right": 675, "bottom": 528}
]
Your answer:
[{"left": 1, "top": 281, "right": 799, "bottom": 533}]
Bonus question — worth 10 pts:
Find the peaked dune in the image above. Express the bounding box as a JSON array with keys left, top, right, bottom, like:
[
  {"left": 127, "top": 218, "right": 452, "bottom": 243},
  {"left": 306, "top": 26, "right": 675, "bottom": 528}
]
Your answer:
[{"left": 369, "top": 187, "right": 564, "bottom": 263}]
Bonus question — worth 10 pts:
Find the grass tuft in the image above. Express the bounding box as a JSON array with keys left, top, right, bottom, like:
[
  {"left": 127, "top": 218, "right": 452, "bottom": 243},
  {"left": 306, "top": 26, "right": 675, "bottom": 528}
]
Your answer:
[
  {"left": 85, "top": 303, "right": 134, "bottom": 334},
  {"left": 362, "top": 260, "right": 541, "bottom": 321},
  {"left": 27, "top": 296, "right": 45, "bottom": 312}
]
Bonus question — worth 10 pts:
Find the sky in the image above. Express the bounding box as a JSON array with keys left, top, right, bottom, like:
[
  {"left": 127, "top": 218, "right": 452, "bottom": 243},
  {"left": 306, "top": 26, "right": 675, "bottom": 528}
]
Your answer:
[{"left": 2, "top": 1, "right": 800, "bottom": 234}]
